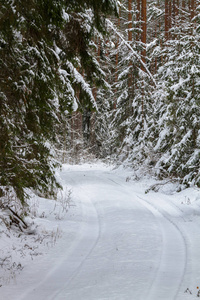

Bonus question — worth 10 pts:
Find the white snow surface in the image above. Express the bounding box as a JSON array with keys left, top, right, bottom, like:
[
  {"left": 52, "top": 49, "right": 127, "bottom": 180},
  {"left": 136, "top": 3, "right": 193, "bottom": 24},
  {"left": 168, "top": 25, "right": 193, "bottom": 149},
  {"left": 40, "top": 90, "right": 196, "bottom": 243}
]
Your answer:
[{"left": 1, "top": 162, "right": 200, "bottom": 300}]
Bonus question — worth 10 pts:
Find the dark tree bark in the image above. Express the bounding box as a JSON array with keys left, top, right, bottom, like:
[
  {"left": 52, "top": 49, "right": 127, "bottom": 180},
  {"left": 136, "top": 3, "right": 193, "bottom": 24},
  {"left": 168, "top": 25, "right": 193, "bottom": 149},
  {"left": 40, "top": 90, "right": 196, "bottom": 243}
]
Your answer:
[{"left": 141, "top": 0, "right": 147, "bottom": 63}]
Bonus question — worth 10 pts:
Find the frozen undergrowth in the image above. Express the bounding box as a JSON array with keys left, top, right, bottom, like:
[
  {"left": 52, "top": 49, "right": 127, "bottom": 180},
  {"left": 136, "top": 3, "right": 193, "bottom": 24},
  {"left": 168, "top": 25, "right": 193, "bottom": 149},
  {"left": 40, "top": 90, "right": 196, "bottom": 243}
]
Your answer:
[{"left": 0, "top": 184, "right": 72, "bottom": 287}]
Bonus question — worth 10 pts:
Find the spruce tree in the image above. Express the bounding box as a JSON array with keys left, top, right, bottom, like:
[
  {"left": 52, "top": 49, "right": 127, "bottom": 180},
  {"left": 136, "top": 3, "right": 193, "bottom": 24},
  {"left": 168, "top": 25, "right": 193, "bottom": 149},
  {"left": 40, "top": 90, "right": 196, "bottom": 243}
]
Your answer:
[
  {"left": 0, "top": 0, "right": 118, "bottom": 206},
  {"left": 152, "top": 1, "right": 200, "bottom": 187}
]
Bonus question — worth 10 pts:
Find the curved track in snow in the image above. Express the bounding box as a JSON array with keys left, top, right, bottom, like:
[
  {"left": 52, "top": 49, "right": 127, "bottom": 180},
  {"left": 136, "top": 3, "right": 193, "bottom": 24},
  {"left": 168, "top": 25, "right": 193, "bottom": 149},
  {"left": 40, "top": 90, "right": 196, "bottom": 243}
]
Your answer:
[
  {"left": 2, "top": 164, "right": 200, "bottom": 300},
  {"left": 136, "top": 196, "right": 188, "bottom": 300}
]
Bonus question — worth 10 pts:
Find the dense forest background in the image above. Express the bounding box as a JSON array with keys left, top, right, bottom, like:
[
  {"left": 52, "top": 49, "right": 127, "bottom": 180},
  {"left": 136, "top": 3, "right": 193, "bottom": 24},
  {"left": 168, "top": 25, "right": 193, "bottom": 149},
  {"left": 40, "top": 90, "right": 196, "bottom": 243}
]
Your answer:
[{"left": 0, "top": 0, "right": 200, "bottom": 210}]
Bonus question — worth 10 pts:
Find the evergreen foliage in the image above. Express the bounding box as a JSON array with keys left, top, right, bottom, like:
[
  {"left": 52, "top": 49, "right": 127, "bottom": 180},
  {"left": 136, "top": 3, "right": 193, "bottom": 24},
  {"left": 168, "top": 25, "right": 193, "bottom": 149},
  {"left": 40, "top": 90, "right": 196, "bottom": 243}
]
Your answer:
[
  {"left": 1, "top": 0, "right": 200, "bottom": 202},
  {"left": 0, "top": 0, "right": 118, "bottom": 205},
  {"left": 94, "top": 0, "right": 200, "bottom": 188},
  {"left": 153, "top": 5, "right": 200, "bottom": 186}
]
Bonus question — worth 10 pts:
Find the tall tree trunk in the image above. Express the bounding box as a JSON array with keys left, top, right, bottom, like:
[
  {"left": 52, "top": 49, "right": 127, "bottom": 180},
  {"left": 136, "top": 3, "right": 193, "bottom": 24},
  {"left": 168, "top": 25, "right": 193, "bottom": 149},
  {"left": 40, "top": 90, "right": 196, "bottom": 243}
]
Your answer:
[
  {"left": 191, "top": 0, "right": 195, "bottom": 19},
  {"left": 114, "top": 11, "right": 121, "bottom": 110},
  {"left": 171, "top": 0, "right": 176, "bottom": 39},
  {"left": 90, "top": 39, "right": 101, "bottom": 149},
  {"left": 172, "top": 0, "right": 175, "bottom": 22},
  {"left": 141, "top": 0, "right": 147, "bottom": 64},
  {"left": 169, "top": 0, "right": 172, "bottom": 37},
  {"left": 136, "top": 0, "right": 141, "bottom": 42},
  {"left": 141, "top": 0, "right": 147, "bottom": 130},
  {"left": 128, "top": 0, "right": 132, "bottom": 42},
  {"left": 127, "top": 0, "right": 133, "bottom": 116},
  {"left": 165, "top": 0, "right": 169, "bottom": 40}
]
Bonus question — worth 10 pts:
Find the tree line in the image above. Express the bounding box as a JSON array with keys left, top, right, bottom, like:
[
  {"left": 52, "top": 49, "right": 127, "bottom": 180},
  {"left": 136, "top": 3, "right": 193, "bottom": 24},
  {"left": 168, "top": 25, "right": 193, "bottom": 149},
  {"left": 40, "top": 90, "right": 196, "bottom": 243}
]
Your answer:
[
  {"left": 0, "top": 0, "right": 200, "bottom": 210},
  {"left": 93, "top": 0, "right": 200, "bottom": 190}
]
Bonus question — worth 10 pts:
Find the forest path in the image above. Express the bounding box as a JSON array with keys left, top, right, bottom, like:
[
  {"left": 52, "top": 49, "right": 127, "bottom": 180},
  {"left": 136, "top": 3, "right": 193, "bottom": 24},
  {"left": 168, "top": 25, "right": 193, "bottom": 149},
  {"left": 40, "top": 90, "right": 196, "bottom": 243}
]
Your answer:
[{"left": 2, "top": 163, "right": 200, "bottom": 300}]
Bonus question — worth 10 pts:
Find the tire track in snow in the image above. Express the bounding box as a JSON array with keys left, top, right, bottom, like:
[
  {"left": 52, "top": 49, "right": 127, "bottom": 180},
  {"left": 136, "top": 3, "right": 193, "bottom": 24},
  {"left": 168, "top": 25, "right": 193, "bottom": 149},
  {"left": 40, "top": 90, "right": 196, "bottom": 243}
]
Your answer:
[
  {"left": 14, "top": 169, "right": 189, "bottom": 300},
  {"left": 136, "top": 196, "right": 188, "bottom": 300},
  {"left": 88, "top": 173, "right": 188, "bottom": 299},
  {"left": 50, "top": 179, "right": 102, "bottom": 300},
  {"left": 17, "top": 175, "right": 102, "bottom": 300}
]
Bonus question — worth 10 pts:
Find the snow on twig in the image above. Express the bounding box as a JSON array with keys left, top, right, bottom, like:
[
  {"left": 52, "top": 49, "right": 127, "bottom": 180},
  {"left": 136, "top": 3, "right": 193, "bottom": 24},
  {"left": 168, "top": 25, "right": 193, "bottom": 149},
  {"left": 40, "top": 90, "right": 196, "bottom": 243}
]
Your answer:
[{"left": 106, "top": 19, "right": 157, "bottom": 87}]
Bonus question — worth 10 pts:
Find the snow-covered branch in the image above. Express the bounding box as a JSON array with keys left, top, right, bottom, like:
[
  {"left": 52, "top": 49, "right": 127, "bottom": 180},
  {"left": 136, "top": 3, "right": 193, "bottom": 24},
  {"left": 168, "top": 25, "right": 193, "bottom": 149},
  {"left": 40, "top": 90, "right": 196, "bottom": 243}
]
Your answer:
[{"left": 106, "top": 19, "right": 157, "bottom": 87}]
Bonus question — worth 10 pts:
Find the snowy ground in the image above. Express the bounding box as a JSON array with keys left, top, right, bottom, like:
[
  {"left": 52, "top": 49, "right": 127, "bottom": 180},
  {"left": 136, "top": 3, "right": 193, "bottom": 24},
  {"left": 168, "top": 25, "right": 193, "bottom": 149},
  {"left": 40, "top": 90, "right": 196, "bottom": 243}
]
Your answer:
[{"left": 1, "top": 162, "right": 200, "bottom": 299}]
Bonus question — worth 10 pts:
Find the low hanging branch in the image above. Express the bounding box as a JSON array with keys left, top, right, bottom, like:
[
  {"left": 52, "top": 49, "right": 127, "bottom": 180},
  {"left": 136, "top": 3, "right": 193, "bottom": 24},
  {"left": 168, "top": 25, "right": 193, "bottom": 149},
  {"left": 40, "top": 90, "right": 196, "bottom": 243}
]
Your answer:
[
  {"left": 106, "top": 19, "right": 157, "bottom": 87},
  {"left": 7, "top": 206, "right": 28, "bottom": 230}
]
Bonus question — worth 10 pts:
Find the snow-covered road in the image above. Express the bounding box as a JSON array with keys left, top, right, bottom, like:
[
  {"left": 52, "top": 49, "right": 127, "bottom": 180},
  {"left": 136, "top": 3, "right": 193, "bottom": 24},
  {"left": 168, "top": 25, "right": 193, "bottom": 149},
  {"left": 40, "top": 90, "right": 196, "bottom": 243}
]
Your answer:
[{"left": 1, "top": 163, "right": 200, "bottom": 299}]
